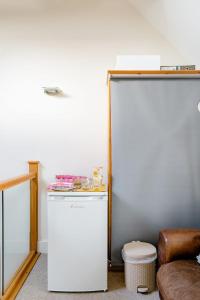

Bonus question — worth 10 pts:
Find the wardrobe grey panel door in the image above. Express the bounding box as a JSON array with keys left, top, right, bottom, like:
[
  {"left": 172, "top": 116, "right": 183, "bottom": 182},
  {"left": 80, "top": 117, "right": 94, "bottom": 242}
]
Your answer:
[{"left": 111, "top": 78, "right": 200, "bottom": 265}]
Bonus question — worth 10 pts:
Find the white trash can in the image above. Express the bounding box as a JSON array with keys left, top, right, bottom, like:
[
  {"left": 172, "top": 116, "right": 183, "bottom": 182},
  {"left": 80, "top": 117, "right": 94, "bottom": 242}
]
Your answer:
[{"left": 122, "top": 241, "right": 157, "bottom": 293}]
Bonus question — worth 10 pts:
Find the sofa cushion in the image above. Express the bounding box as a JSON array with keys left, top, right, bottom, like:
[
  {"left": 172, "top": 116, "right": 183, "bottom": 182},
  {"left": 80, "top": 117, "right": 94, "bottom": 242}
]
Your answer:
[{"left": 157, "top": 260, "right": 200, "bottom": 300}]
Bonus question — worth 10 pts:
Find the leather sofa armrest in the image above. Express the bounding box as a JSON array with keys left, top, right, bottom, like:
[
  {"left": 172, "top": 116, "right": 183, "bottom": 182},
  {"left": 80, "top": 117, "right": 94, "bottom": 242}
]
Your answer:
[{"left": 158, "top": 229, "right": 200, "bottom": 266}]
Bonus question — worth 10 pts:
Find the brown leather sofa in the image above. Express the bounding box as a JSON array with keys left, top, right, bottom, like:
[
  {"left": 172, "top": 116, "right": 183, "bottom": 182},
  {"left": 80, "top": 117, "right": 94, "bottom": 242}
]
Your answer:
[{"left": 157, "top": 229, "right": 200, "bottom": 300}]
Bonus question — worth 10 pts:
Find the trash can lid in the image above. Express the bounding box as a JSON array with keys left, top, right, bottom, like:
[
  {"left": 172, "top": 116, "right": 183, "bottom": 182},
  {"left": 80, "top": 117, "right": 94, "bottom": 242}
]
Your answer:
[{"left": 123, "top": 241, "right": 157, "bottom": 261}]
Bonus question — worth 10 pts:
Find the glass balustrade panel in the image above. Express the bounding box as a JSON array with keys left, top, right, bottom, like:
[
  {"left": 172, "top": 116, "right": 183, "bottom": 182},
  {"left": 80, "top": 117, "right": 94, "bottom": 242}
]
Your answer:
[{"left": 3, "top": 181, "right": 30, "bottom": 290}]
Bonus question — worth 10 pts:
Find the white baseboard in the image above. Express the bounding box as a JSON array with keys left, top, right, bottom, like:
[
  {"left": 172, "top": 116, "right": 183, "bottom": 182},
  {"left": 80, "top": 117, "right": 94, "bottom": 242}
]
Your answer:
[{"left": 38, "top": 240, "right": 48, "bottom": 253}]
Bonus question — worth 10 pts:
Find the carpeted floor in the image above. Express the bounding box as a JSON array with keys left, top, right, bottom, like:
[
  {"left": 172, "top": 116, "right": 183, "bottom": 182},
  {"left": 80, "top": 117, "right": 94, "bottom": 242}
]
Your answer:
[{"left": 16, "top": 255, "right": 160, "bottom": 300}]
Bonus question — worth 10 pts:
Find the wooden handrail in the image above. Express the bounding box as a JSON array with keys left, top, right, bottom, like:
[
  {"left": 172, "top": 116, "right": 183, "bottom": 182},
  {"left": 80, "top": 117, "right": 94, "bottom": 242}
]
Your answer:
[{"left": 0, "top": 172, "right": 36, "bottom": 191}]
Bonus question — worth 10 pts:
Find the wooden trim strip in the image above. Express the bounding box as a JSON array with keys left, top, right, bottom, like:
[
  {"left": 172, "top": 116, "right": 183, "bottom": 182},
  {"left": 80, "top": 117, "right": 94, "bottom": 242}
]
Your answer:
[
  {"left": 108, "top": 79, "right": 112, "bottom": 264},
  {"left": 1, "top": 251, "right": 40, "bottom": 300},
  {"left": 108, "top": 70, "right": 200, "bottom": 75},
  {"left": 0, "top": 172, "right": 36, "bottom": 191},
  {"left": 108, "top": 70, "right": 200, "bottom": 80}
]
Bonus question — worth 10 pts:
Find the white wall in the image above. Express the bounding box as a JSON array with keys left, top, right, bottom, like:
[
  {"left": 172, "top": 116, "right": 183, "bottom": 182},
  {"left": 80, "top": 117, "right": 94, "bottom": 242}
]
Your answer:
[{"left": 0, "top": 0, "right": 185, "bottom": 252}]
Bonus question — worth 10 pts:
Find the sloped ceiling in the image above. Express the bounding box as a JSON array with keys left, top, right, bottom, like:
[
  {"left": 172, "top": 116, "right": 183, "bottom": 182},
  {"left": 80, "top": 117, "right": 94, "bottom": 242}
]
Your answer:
[
  {"left": 129, "top": 0, "right": 200, "bottom": 67},
  {"left": 0, "top": 0, "right": 197, "bottom": 65}
]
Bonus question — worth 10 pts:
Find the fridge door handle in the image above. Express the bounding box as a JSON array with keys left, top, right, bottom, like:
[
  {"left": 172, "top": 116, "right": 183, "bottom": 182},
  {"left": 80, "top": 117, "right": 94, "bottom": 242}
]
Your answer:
[
  {"left": 70, "top": 204, "right": 86, "bottom": 209},
  {"left": 48, "top": 196, "right": 65, "bottom": 201}
]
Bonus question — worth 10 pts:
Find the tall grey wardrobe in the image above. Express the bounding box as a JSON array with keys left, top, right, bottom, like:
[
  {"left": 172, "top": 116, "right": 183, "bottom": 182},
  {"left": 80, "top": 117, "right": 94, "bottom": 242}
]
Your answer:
[{"left": 108, "top": 70, "right": 200, "bottom": 266}]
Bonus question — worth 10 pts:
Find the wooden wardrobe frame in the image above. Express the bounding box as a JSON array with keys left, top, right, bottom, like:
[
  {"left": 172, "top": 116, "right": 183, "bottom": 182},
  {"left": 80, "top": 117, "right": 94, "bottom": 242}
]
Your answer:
[{"left": 107, "top": 70, "right": 200, "bottom": 265}]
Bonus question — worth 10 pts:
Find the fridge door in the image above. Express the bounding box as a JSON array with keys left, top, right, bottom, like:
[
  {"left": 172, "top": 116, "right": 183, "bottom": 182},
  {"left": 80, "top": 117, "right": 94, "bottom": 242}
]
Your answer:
[{"left": 48, "top": 196, "right": 107, "bottom": 292}]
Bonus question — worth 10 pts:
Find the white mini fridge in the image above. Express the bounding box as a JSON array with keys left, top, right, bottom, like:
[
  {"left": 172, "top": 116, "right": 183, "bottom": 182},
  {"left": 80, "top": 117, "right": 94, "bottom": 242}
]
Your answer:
[{"left": 47, "top": 192, "right": 108, "bottom": 292}]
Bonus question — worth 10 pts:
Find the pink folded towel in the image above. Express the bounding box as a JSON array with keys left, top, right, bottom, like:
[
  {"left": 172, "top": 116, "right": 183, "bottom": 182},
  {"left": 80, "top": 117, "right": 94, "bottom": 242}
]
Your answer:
[
  {"left": 48, "top": 175, "right": 88, "bottom": 191},
  {"left": 48, "top": 181, "right": 74, "bottom": 190},
  {"left": 56, "top": 175, "right": 87, "bottom": 182}
]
